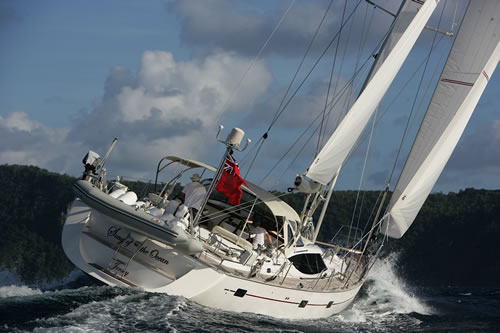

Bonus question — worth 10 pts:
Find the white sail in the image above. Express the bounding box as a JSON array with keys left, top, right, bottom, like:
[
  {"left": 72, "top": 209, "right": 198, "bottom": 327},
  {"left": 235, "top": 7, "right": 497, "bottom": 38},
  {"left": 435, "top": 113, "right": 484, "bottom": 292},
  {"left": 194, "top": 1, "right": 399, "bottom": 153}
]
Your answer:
[
  {"left": 305, "top": 0, "right": 437, "bottom": 185},
  {"left": 382, "top": 1, "right": 500, "bottom": 239},
  {"left": 306, "top": 1, "right": 437, "bottom": 184},
  {"left": 364, "top": 0, "right": 423, "bottom": 86}
]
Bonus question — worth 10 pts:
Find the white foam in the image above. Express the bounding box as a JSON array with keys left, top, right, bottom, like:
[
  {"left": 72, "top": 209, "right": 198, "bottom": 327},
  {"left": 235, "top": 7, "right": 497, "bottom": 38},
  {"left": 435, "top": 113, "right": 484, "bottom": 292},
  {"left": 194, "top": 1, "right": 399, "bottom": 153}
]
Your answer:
[
  {"left": 40, "top": 269, "right": 85, "bottom": 289},
  {"left": 0, "top": 268, "right": 85, "bottom": 290},
  {"left": 366, "top": 253, "right": 432, "bottom": 315},
  {"left": 332, "top": 252, "right": 432, "bottom": 326},
  {"left": 166, "top": 296, "right": 188, "bottom": 317},
  {"left": 0, "top": 285, "right": 43, "bottom": 298}
]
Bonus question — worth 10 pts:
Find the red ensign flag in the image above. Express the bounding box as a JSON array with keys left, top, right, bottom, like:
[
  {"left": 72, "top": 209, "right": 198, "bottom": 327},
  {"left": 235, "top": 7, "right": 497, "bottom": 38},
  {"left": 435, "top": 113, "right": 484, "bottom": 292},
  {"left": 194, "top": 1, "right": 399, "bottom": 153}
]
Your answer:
[{"left": 216, "top": 154, "right": 248, "bottom": 205}]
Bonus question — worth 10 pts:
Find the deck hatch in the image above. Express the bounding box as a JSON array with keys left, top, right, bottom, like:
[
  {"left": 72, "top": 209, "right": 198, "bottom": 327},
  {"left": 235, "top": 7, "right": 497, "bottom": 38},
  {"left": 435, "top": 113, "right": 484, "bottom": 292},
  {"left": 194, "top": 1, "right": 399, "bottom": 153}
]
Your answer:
[{"left": 234, "top": 288, "right": 247, "bottom": 297}]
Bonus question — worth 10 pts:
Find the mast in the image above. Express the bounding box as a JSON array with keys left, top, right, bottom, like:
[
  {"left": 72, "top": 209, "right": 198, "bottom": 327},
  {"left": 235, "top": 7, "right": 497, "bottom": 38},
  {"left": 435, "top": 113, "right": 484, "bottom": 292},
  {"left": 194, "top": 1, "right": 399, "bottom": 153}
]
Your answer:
[
  {"left": 382, "top": 1, "right": 500, "bottom": 239},
  {"left": 296, "top": 0, "right": 437, "bottom": 240},
  {"left": 192, "top": 126, "right": 250, "bottom": 229},
  {"left": 311, "top": 168, "right": 339, "bottom": 242},
  {"left": 303, "top": 0, "right": 438, "bottom": 186}
]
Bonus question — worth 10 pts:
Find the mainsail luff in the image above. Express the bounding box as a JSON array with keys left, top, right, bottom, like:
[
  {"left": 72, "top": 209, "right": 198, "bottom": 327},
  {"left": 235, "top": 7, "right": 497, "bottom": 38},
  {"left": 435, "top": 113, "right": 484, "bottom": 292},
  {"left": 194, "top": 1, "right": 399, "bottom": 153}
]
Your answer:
[
  {"left": 305, "top": 0, "right": 438, "bottom": 186},
  {"left": 382, "top": 1, "right": 500, "bottom": 239}
]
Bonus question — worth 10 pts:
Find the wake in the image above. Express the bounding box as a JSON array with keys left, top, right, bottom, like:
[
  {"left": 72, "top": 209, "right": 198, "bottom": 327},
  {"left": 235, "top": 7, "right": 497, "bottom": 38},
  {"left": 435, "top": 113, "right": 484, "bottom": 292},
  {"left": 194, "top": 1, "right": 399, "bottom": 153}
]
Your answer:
[{"left": 336, "top": 252, "right": 433, "bottom": 324}]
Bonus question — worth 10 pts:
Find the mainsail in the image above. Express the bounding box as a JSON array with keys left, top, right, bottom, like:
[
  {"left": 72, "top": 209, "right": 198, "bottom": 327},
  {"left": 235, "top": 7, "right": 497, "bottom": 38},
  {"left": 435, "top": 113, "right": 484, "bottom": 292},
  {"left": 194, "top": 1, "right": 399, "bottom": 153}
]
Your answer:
[
  {"left": 381, "top": 1, "right": 500, "bottom": 239},
  {"left": 305, "top": 0, "right": 437, "bottom": 185}
]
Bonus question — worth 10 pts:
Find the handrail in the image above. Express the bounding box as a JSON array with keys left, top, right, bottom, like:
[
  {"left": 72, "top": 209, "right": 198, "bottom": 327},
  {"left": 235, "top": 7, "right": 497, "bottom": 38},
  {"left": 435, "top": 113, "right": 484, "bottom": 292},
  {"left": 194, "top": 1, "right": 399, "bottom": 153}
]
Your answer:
[{"left": 315, "top": 240, "right": 363, "bottom": 254}]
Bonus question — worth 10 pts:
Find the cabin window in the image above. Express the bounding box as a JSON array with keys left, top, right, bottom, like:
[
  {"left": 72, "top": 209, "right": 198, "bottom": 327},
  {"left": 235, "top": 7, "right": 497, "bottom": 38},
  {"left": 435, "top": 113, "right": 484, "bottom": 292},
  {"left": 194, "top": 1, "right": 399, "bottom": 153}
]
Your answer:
[
  {"left": 289, "top": 253, "right": 326, "bottom": 275},
  {"left": 287, "top": 225, "right": 295, "bottom": 246}
]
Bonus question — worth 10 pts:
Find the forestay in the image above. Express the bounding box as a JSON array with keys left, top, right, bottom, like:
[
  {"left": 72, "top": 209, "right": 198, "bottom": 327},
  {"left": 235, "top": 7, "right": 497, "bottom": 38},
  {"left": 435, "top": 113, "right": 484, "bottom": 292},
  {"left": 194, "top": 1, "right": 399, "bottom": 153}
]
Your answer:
[
  {"left": 382, "top": 1, "right": 500, "bottom": 239},
  {"left": 305, "top": 0, "right": 437, "bottom": 185}
]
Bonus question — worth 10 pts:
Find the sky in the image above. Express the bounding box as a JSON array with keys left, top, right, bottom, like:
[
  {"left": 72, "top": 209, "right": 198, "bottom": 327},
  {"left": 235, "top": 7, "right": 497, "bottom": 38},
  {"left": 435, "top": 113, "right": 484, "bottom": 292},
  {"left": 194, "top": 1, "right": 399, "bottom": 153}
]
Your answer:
[{"left": 1, "top": 0, "right": 499, "bottom": 193}]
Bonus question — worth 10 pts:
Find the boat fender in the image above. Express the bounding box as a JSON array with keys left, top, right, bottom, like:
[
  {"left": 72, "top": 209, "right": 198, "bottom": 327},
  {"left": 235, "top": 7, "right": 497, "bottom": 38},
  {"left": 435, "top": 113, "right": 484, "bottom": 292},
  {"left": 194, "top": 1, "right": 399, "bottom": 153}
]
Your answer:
[
  {"left": 147, "top": 207, "right": 164, "bottom": 217},
  {"left": 177, "top": 235, "right": 204, "bottom": 254},
  {"left": 117, "top": 191, "right": 138, "bottom": 205},
  {"left": 109, "top": 188, "right": 127, "bottom": 198}
]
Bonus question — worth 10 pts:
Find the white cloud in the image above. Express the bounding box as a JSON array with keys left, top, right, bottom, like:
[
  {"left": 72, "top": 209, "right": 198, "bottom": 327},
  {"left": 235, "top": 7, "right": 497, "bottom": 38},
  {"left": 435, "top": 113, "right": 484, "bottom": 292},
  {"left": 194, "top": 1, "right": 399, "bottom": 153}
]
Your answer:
[
  {"left": 0, "top": 112, "right": 74, "bottom": 172},
  {"left": 2, "top": 112, "right": 41, "bottom": 132},
  {"left": 1, "top": 51, "right": 273, "bottom": 180}
]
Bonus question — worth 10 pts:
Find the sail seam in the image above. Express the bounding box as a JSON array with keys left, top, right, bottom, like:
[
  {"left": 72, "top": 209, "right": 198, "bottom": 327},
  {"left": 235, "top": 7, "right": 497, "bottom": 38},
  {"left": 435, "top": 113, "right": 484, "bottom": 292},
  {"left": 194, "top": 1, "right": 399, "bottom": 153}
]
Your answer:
[
  {"left": 482, "top": 70, "right": 490, "bottom": 81},
  {"left": 440, "top": 78, "right": 473, "bottom": 86}
]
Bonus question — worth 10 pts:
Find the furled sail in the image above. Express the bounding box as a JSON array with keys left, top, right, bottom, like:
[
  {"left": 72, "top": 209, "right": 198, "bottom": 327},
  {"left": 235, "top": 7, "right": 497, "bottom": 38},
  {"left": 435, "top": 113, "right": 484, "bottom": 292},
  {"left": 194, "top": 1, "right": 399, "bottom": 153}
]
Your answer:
[
  {"left": 305, "top": 0, "right": 437, "bottom": 185},
  {"left": 381, "top": 1, "right": 500, "bottom": 239}
]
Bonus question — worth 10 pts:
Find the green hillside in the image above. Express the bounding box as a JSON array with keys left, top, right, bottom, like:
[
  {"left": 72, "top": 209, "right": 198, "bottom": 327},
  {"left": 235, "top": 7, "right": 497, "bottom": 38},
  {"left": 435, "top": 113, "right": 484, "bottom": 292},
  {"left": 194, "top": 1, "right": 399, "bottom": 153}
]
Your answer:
[{"left": 1, "top": 164, "right": 499, "bottom": 286}]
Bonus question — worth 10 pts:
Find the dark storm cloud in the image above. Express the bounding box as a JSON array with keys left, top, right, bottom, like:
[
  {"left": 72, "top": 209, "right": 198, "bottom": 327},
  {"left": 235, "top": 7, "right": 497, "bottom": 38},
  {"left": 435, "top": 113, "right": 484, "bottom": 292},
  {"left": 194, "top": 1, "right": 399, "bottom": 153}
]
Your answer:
[
  {"left": 0, "top": 123, "right": 41, "bottom": 150},
  {"left": 168, "top": 0, "right": 392, "bottom": 57}
]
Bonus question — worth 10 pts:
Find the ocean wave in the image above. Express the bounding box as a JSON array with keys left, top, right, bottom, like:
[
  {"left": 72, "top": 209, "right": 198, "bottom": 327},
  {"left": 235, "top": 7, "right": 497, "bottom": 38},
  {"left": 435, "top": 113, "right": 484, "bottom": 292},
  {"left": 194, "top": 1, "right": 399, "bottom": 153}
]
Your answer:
[{"left": 0, "top": 285, "right": 43, "bottom": 299}]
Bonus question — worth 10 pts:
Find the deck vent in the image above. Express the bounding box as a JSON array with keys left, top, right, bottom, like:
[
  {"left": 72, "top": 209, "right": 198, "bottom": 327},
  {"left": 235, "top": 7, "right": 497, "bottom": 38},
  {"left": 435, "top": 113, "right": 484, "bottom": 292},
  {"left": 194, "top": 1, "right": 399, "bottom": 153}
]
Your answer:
[
  {"left": 234, "top": 289, "right": 247, "bottom": 297},
  {"left": 326, "top": 301, "right": 334, "bottom": 308},
  {"left": 298, "top": 300, "right": 308, "bottom": 308}
]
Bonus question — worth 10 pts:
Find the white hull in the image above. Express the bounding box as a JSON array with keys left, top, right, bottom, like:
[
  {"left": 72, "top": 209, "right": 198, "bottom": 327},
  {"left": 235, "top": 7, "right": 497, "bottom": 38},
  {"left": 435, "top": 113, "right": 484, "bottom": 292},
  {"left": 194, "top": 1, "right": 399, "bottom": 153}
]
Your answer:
[{"left": 63, "top": 199, "right": 363, "bottom": 319}]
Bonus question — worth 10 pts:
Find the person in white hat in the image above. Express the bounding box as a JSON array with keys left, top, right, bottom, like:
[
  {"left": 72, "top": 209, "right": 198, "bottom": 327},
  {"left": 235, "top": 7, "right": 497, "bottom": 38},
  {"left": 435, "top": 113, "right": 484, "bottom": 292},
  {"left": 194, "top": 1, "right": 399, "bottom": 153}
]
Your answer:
[{"left": 181, "top": 173, "right": 206, "bottom": 211}]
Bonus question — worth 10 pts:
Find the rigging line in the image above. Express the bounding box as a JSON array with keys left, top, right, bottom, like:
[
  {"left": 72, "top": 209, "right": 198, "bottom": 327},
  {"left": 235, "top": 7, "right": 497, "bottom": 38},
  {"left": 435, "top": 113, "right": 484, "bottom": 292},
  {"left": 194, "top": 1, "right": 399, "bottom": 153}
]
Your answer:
[
  {"left": 347, "top": 3, "right": 381, "bottom": 238},
  {"left": 215, "top": 0, "right": 296, "bottom": 126},
  {"left": 329, "top": 4, "right": 392, "bottom": 133},
  {"left": 240, "top": 136, "right": 263, "bottom": 165},
  {"left": 356, "top": 103, "right": 384, "bottom": 237},
  {"left": 450, "top": 0, "right": 458, "bottom": 33},
  {"left": 280, "top": 123, "right": 320, "bottom": 186},
  {"left": 256, "top": 4, "right": 389, "bottom": 185},
  {"left": 339, "top": 216, "right": 385, "bottom": 261},
  {"left": 267, "top": 0, "right": 364, "bottom": 132},
  {"left": 242, "top": 0, "right": 336, "bottom": 181},
  {"left": 347, "top": 105, "right": 379, "bottom": 246},
  {"left": 259, "top": 46, "right": 378, "bottom": 185},
  {"left": 386, "top": 0, "right": 449, "bottom": 186},
  {"left": 360, "top": 187, "right": 385, "bottom": 237},
  {"left": 258, "top": 11, "right": 389, "bottom": 186},
  {"left": 257, "top": 59, "right": 365, "bottom": 185},
  {"left": 243, "top": 137, "right": 266, "bottom": 179},
  {"left": 319, "top": 0, "right": 369, "bottom": 153},
  {"left": 328, "top": 2, "right": 364, "bottom": 140},
  {"left": 268, "top": 0, "right": 336, "bottom": 131},
  {"left": 356, "top": 2, "right": 372, "bottom": 72},
  {"left": 333, "top": 0, "right": 374, "bottom": 140},
  {"left": 353, "top": 115, "right": 381, "bottom": 241},
  {"left": 316, "top": 0, "right": 349, "bottom": 157},
  {"left": 345, "top": 33, "right": 449, "bottom": 176}
]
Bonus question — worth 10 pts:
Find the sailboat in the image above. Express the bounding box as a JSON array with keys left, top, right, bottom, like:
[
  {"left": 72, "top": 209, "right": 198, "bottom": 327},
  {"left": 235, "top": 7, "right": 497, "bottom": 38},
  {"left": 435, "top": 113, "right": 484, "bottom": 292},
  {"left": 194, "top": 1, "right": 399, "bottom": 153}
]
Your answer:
[{"left": 62, "top": 0, "right": 500, "bottom": 319}]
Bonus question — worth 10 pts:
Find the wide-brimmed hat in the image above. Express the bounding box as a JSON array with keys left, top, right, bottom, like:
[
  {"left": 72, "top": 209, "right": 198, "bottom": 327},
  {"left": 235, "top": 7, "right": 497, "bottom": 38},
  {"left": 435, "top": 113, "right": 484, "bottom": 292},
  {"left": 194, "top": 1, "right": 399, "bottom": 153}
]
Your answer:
[{"left": 190, "top": 173, "right": 201, "bottom": 182}]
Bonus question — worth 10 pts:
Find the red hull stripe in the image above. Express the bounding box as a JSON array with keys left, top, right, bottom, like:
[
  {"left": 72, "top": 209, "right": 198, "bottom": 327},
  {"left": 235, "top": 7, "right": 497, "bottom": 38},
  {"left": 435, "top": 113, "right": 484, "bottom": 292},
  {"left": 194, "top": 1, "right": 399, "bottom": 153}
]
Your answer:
[
  {"left": 224, "top": 288, "right": 355, "bottom": 307},
  {"left": 482, "top": 70, "right": 490, "bottom": 81},
  {"left": 441, "top": 78, "right": 474, "bottom": 87}
]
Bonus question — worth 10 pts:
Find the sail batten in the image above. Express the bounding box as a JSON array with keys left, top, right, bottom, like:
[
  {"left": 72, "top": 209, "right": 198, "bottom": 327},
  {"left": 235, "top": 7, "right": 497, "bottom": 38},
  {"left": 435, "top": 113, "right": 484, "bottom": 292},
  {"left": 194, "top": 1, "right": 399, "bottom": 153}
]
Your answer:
[
  {"left": 382, "top": 1, "right": 500, "bottom": 239},
  {"left": 305, "top": 0, "right": 437, "bottom": 185}
]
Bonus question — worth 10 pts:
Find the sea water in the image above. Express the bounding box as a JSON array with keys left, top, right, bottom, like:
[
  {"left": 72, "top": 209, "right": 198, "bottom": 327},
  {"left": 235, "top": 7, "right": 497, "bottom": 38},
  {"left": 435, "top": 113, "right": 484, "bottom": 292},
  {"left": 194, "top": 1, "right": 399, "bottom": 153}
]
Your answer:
[{"left": 1, "top": 256, "right": 499, "bottom": 333}]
